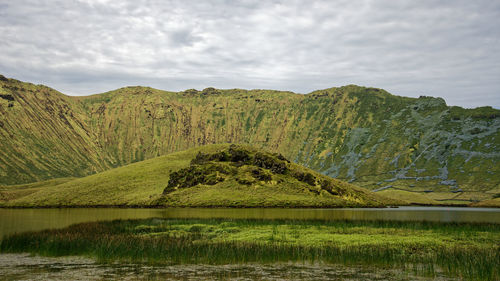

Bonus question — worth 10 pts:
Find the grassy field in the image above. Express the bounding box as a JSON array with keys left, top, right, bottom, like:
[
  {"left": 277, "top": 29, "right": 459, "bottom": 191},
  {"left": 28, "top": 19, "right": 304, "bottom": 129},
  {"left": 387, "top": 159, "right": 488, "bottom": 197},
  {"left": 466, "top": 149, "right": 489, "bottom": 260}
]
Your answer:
[
  {"left": 0, "top": 178, "right": 75, "bottom": 202},
  {"left": 471, "top": 198, "right": 500, "bottom": 208},
  {"left": 0, "top": 143, "right": 495, "bottom": 207},
  {"left": 0, "top": 145, "right": 225, "bottom": 207},
  {"left": 377, "top": 190, "right": 442, "bottom": 205},
  {"left": 373, "top": 188, "right": 500, "bottom": 207},
  {"left": 0, "top": 144, "right": 397, "bottom": 208},
  {"left": 1, "top": 218, "right": 498, "bottom": 281}
]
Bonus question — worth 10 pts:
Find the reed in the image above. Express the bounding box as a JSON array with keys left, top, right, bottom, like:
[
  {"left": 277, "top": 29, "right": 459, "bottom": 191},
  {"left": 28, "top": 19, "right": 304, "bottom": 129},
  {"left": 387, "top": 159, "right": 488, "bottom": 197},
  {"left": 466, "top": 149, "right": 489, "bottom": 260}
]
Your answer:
[{"left": 1, "top": 219, "right": 499, "bottom": 281}]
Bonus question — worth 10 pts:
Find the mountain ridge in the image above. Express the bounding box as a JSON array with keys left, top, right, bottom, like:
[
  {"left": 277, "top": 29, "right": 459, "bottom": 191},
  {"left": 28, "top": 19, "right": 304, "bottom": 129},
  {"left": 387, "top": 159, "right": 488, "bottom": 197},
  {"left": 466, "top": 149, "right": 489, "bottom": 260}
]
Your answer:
[{"left": 0, "top": 74, "right": 498, "bottom": 203}]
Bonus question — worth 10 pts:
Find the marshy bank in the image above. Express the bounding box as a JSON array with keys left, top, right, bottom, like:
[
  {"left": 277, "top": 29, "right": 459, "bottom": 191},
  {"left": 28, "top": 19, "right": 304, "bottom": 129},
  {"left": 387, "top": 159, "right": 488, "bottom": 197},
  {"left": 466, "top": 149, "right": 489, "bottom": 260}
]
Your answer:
[
  {"left": 0, "top": 253, "right": 458, "bottom": 281},
  {"left": 1, "top": 219, "right": 499, "bottom": 281},
  {"left": 1, "top": 207, "right": 499, "bottom": 239}
]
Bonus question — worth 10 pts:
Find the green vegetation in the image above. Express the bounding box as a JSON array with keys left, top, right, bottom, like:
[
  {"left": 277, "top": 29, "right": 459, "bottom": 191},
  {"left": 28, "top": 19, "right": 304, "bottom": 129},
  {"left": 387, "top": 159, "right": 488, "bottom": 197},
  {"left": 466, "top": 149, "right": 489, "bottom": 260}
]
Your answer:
[
  {"left": 156, "top": 145, "right": 395, "bottom": 207},
  {"left": 471, "top": 198, "right": 500, "bottom": 208},
  {"left": 0, "top": 145, "right": 225, "bottom": 207},
  {"left": 0, "top": 75, "right": 499, "bottom": 204},
  {"left": 0, "top": 178, "right": 74, "bottom": 202},
  {"left": 377, "top": 189, "right": 441, "bottom": 205},
  {"left": 0, "top": 144, "right": 396, "bottom": 207},
  {"left": 1, "top": 218, "right": 498, "bottom": 280},
  {"left": 0, "top": 144, "right": 401, "bottom": 208}
]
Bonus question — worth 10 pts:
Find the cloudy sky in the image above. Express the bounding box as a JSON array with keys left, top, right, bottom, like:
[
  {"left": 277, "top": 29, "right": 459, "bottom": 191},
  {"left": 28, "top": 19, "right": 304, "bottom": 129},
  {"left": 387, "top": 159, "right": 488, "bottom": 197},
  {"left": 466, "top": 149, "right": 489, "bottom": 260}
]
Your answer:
[{"left": 1, "top": 0, "right": 499, "bottom": 108}]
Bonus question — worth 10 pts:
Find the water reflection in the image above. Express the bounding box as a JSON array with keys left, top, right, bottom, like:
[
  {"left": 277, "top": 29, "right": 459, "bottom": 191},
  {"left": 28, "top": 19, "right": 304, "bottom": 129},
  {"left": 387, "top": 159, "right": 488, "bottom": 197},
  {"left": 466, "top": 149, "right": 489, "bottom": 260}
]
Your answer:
[
  {"left": 158, "top": 207, "right": 500, "bottom": 223},
  {"left": 0, "top": 254, "right": 457, "bottom": 281},
  {"left": 0, "top": 207, "right": 498, "bottom": 238}
]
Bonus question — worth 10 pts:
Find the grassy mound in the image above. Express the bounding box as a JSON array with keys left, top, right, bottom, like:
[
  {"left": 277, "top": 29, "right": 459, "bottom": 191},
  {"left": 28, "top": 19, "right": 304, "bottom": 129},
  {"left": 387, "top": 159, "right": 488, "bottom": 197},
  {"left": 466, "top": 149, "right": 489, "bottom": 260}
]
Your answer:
[
  {"left": 0, "top": 144, "right": 395, "bottom": 208},
  {"left": 155, "top": 144, "right": 395, "bottom": 207}
]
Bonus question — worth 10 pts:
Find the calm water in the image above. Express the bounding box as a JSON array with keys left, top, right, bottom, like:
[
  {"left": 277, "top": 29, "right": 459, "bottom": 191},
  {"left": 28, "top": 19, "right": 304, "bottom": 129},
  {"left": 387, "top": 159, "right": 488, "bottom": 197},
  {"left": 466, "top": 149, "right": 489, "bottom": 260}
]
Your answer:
[
  {"left": 0, "top": 207, "right": 499, "bottom": 238},
  {"left": 0, "top": 253, "right": 456, "bottom": 281}
]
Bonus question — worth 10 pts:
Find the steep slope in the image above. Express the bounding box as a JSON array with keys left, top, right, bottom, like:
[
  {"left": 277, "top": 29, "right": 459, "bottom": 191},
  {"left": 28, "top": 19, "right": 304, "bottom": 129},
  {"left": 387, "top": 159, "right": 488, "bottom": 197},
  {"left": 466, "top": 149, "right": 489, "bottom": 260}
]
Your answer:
[
  {"left": 0, "top": 76, "right": 113, "bottom": 184},
  {"left": 76, "top": 85, "right": 500, "bottom": 201},
  {"left": 0, "top": 75, "right": 499, "bottom": 203},
  {"left": 0, "top": 144, "right": 394, "bottom": 207}
]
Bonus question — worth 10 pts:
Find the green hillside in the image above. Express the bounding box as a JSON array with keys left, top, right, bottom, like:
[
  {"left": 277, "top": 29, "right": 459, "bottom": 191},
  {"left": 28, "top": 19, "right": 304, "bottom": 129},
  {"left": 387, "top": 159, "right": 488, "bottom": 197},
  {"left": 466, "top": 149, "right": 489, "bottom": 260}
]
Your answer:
[
  {"left": 0, "top": 74, "right": 499, "bottom": 204},
  {"left": 0, "top": 75, "right": 113, "bottom": 183},
  {"left": 0, "top": 144, "right": 395, "bottom": 207}
]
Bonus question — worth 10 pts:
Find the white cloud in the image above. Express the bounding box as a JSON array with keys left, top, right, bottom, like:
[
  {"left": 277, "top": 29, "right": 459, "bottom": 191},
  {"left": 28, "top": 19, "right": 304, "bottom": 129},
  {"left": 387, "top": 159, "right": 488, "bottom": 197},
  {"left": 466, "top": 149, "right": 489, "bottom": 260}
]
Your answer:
[{"left": 0, "top": 0, "right": 499, "bottom": 108}]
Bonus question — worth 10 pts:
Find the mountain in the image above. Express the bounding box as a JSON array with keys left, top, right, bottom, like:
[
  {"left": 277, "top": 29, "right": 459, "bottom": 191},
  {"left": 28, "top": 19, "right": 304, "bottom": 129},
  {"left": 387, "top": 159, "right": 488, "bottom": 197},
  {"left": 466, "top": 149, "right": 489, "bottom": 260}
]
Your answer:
[
  {"left": 0, "top": 144, "right": 396, "bottom": 207},
  {"left": 0, "top": 74, "right": 499, "bottom": 204}
]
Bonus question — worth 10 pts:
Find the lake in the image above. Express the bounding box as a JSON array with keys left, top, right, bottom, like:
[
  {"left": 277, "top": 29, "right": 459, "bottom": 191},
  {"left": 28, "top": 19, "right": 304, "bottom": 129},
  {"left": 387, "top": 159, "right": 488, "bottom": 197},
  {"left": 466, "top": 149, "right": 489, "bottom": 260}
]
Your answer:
[{"left": 1, "top": 206, "right": 499, "bottom": 238}]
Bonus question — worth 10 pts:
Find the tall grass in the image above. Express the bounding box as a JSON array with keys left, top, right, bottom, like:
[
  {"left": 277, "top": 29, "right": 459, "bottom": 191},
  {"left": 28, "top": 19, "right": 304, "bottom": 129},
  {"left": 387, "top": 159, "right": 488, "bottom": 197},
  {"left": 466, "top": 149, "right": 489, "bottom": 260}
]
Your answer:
[{"left": 1, "top": 219, "right": 499, "bottom": 281}]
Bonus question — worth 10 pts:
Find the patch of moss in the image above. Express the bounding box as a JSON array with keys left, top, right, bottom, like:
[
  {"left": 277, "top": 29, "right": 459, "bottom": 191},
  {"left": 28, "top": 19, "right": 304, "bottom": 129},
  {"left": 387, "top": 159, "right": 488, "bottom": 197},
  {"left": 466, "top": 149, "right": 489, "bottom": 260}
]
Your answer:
[
  {"left": 249, "top": 167, "right": 272, "bottom": 182},
  {"left": 163, "top": 145, "right": 287, "bottom": 194},
  {"left": 164, "top": 163, "right": 236, "bottom": 193},
  {"left": 291, "top": 170, "right": 316, "bottom": 186},
  {"left": 189, "top": 145, "right": 289, "bottom": 173}
]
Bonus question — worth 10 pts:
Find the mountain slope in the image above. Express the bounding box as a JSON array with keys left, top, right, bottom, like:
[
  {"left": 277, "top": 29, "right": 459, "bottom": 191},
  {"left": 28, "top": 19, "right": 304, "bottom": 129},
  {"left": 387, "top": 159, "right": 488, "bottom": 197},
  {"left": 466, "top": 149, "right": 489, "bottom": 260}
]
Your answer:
[
  {"left": 0, "top": 76, "right": 113, "bottom": 184},
  {"left": 0, "top": 75, "right": 499, "bottom": 203},
  {"left": 0, "top": 144, "right": 395, "bottom": 207}
]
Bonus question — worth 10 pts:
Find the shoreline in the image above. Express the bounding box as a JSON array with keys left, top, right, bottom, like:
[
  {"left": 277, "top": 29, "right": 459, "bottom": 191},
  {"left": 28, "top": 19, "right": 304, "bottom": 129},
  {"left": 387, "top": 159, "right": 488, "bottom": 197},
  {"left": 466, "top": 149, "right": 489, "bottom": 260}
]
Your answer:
[
  {"left": 2, "top": 218, "right": 498, "bottom": 281},
  {"left": 0, "top": 203, "right": 479, "bottom": 209}
]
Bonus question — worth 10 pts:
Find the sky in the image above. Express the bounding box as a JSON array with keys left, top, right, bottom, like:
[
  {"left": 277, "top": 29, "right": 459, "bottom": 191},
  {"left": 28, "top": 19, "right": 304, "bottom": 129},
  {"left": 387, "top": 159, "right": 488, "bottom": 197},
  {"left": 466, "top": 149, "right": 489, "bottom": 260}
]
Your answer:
[{"left": 0, "top": 0, "right": 499, "bottom": 108}]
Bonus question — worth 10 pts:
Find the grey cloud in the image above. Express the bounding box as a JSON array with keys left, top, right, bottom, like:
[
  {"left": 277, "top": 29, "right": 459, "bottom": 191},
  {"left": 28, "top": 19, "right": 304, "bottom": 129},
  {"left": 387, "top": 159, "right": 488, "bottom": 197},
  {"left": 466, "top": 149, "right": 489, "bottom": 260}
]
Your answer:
[{"left": 0, "top": 0, "right": 499, "bottom": 108}]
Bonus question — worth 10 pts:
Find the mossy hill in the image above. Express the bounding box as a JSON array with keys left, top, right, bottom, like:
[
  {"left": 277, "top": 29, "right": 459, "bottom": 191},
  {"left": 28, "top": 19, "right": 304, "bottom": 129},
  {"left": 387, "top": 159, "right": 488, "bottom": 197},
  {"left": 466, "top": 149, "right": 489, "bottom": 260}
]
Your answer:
[
  {"left": 0, "top": 144, "right": 395, "bottom": 207},
  {"left": 0, "top": 74, "right": 499, "bottom": 204}
]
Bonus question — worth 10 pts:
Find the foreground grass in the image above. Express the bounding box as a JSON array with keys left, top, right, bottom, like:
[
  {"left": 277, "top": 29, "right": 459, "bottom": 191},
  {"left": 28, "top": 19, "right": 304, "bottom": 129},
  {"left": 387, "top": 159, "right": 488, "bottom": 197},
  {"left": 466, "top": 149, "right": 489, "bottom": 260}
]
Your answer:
[{"left": 1, "top": 219, "right": 499, "bottom": 280}]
